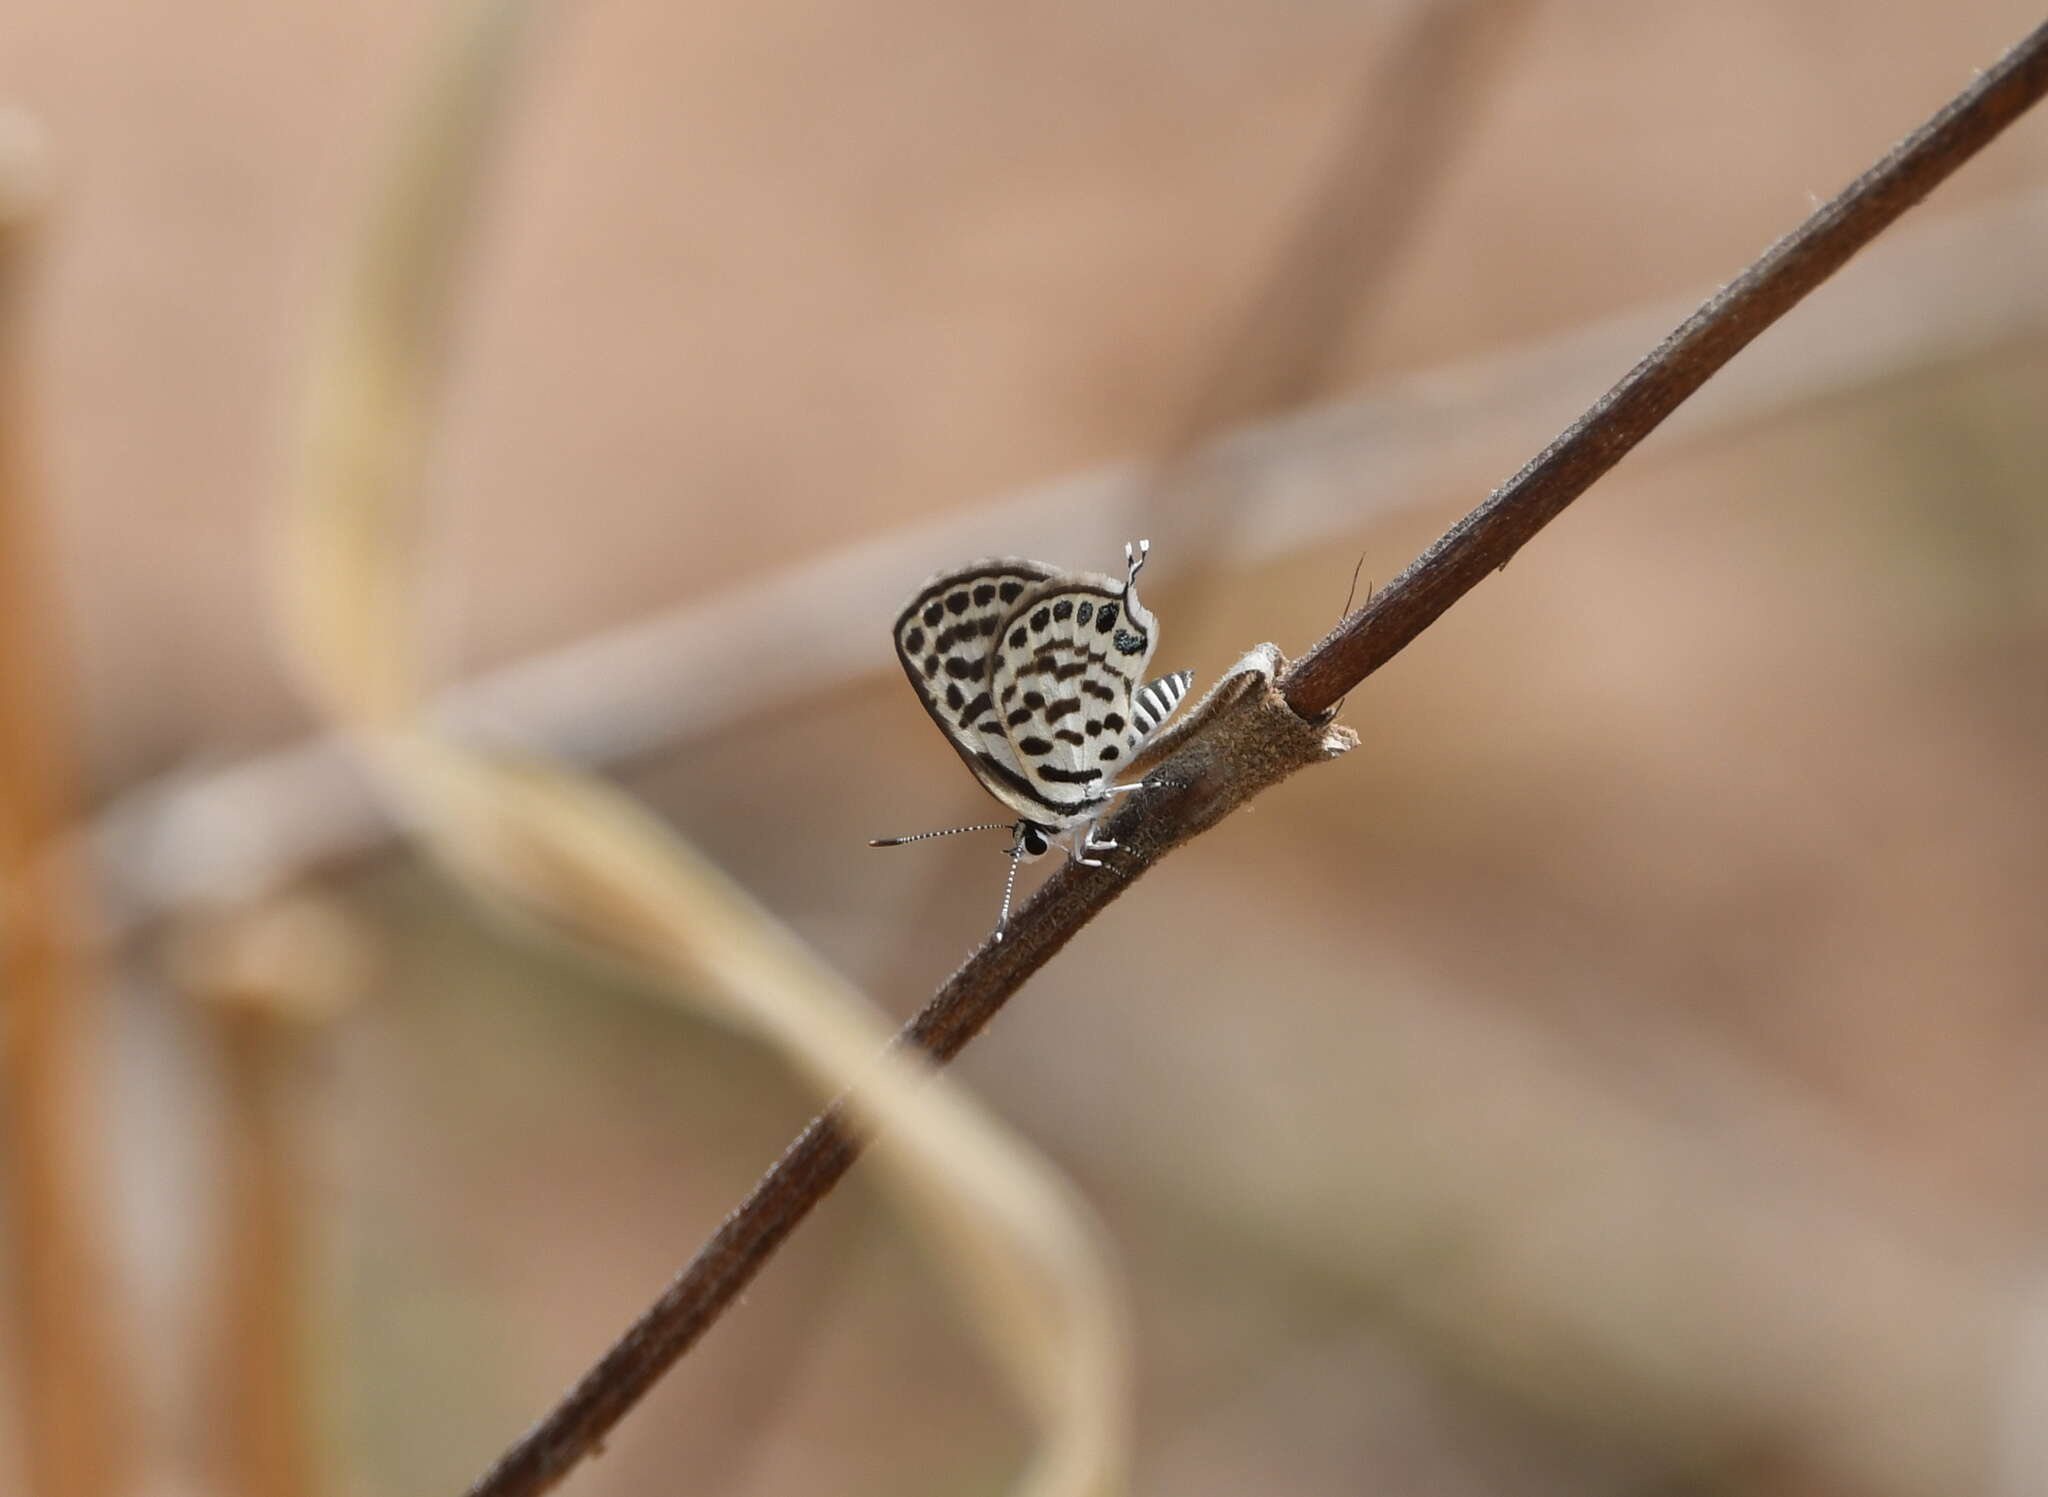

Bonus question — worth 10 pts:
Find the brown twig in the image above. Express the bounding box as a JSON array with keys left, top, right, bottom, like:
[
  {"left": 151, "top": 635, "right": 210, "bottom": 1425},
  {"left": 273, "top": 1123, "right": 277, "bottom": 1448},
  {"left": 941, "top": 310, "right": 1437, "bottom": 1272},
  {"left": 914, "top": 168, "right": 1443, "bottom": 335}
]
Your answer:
[
  {"left": 464, "top": 21, "right": 2048, "bottom": 1497},
  {"left": 185, "top": 895, "right": 366, "bottom": 1497},
  {"left": 0, "top": 118, "right": 129, "bottom": 1497},
  {"left": 1282, "top": 21, "right": 2048, "bottom": 714},
  {"left": 210, "top": 1007, "right": 318, "bottom": 1497}
]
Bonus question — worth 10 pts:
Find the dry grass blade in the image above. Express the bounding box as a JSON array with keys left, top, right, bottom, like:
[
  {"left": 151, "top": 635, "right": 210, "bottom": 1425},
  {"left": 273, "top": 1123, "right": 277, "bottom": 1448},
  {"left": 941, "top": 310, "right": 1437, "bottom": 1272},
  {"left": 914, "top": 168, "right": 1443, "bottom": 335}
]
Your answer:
[
  {"left": 464, "top": 643, "right": 1354, "bottom": 1497},
  {"left": 283, "top": 0, "right": 542, "bottom": 730},
  {"left": 385, "top": 740, "right": 1130, "bottom": 1497},
  {"left": 277, "top": 3, "right": 1130, "bottom": 1494},
  {"left": 1150, "top": 0, "right": 1537, "bottom": 596},
  {"left": 0, "top": 107, "right": 130, "bottom": 1497},
  {"left": 92, "top": 174, "right": 2048, "bottom": 931}
]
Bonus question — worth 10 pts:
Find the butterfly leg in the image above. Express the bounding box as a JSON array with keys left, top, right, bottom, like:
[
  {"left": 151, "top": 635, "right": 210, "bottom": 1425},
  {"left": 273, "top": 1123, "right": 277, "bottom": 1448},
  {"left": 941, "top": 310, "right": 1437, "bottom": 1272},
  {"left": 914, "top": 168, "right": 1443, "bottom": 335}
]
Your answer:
[
  {"left": 993, "top": 834, "right": 1027, "bottom": 941},
  {"left": 1067, "top": 776, "right": 1144, "bottom": 865},
  {"left": 1066, "top": 816, "right": 1119, "bottom": 868}
]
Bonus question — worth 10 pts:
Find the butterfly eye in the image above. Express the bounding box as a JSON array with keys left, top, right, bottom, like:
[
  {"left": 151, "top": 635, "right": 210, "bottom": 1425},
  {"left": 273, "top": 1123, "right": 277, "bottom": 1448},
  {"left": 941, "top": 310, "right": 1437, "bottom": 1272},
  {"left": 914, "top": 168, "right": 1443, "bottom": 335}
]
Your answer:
[{"left": 1021, "top": 825, "right": 1050, "bottom": 858}]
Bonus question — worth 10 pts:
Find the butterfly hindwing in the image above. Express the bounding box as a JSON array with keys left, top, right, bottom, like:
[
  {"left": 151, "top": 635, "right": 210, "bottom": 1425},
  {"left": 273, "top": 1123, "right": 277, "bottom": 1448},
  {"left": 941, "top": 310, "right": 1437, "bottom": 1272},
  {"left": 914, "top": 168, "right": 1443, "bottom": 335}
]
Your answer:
[
  {"left": 880, "top": 540, "right": 1191, "bottom": 938},
  {"left": 893, "top": 560, "right": 1059, "bottom": 820},
  {"left": 988, "top": 573, "right": 1159, "bottom": 826}
]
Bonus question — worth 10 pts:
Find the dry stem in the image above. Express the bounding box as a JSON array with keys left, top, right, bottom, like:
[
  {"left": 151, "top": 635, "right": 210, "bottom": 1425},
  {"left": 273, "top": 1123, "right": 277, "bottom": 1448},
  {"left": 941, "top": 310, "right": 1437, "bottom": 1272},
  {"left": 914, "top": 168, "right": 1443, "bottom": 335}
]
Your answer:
[
  {"left": 0, "top": 130, "right": 128, "bottom": 1497},
  {"left": 467, "top": 20, "right": 2048, "bottom": 1497}
]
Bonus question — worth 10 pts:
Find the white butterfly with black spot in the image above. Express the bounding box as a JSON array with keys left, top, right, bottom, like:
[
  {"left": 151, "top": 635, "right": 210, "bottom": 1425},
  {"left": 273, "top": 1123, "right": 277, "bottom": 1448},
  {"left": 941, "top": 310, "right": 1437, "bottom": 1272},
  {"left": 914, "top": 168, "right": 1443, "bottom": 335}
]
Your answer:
[{"left": 872, "top": 539, "right": 1193, "bottom": 939}]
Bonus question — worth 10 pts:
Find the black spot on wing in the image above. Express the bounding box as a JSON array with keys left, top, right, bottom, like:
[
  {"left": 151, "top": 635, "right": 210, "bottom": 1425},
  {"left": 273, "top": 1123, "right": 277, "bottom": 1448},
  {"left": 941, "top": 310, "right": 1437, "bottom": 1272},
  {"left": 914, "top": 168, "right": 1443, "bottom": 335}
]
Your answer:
[
  {"left": 1081, "top": 680, "right": 1114, "bottom": 702},
  {"left": 1052, "top": 599, "right": 1073, "bottom": 622},
  {"left": 1076, "top": 602, "right": 1093, "bottom": 625},
  {"left": 1038, "top": 766, "right": 1103, "bottom": 784},
  {"left": 972, "top": 751, "right": 1096, "bottom": 817},
  {"left": 1016, "top": 735, "right": 1053, "bottom": 756},
  {"left": 1095, "top": 602, "right": 1118, "bottom": 632},
  {"left": 1054, "top": 729, "right": 1085, "bottom": 747},
  {"left": 1113, "top": 628, "right": 1145, "bottom": 656},
  {"left": 1009, "top": 627, "right": 1026, "bottom": 648},
  {"left": 1104, "top": 712, "right": 1125, "bottom": 733},
  {"left": 944, "top": 682, "right": 964, "bottom": 710},
  {"left": 973, "top": 583, "right": 996, "bottom": 606},
  {"left": 903, "top": 626, "right": 925, "bottom": 654},
  {"left": 1030, "top": 607, "right": 1051, "bottom": 631},
  {"left": 923, "top": 654, "right": 941, "bottom": 677},
  {"left": 999, "top": 580, "right": 1024, "bottom": 602},
  {"left": 944, "top": 656, "right": 977, "bottom": 680},
  {"left": 958, "top": 692, "right": 992, "bottom": 724},
  {"left": 1006, "top": 708, "right": 1032, "bottom": 727},
  {"left": 1099, "top": 745, "right": 1120, "bottom": 761},
  {"left": 923, "top": 601, "right": 944, "bottom": 627},
  {"left": 1044, "top": 698, "right": 1081, "bottom": 722},
  {"left": 947, "top": 591, "right": 971, "bottom": 615}
]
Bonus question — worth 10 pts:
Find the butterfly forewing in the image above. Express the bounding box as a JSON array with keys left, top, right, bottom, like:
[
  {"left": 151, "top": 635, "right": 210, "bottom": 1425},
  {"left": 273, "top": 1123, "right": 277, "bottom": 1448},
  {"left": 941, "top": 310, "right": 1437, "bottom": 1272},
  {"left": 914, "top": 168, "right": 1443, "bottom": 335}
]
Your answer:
[
  {"left": 988, "top": 574, "right": 1159, "bottom": 826},
  {"left": 893, "top": 560, "right": 1059, "bottom": 820}
]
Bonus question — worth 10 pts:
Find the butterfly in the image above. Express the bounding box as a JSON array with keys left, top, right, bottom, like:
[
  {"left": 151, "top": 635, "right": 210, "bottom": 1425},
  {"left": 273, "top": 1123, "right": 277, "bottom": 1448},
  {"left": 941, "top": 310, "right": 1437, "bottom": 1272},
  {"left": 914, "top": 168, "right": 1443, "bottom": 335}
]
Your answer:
[{"left": 871, "top": 539, "right": 1193, "bottom": 939}]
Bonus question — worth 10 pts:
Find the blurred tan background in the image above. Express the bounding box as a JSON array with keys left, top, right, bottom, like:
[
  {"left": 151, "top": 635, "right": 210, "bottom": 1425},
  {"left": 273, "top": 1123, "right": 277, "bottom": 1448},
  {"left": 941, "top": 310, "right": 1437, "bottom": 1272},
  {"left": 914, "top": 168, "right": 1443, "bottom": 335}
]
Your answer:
[{"left": 4, "top": 2, "right": 2048, "bottom": 1495}]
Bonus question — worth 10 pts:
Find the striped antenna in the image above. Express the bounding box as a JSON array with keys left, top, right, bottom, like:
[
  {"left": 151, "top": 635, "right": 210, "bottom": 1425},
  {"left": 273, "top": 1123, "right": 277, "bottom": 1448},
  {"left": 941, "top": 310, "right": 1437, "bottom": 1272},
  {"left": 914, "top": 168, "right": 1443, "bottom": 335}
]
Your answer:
[{"left": 869, "top": 822, "right": 1012, "bottom": 848}]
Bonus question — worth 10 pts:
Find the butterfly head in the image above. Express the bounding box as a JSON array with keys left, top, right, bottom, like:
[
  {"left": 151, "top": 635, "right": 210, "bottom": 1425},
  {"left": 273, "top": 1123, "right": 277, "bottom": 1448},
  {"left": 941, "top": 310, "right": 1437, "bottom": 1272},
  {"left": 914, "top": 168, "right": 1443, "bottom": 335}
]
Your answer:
[{"left": 1015, "top": 820, "right": 1054, "bottom": 861}]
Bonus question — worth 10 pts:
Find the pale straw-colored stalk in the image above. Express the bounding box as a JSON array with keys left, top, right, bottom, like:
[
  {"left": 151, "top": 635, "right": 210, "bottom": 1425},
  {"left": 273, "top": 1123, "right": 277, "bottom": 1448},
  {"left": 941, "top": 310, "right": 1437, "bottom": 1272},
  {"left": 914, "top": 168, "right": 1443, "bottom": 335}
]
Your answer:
[{"left": 275, "top": 3, "right": 1128, "bottom": 1491}]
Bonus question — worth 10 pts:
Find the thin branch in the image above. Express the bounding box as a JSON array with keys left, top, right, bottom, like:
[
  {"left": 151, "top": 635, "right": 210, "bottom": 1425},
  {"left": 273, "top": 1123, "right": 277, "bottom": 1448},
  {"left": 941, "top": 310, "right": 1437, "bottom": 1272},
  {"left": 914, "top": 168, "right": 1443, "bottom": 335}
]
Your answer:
[
  {"left": 1281, "top": 20, "right": 2048, "bottom": 715},
  {"left": 463, "top": 20, "right": 2048, "bottom": 1497}
]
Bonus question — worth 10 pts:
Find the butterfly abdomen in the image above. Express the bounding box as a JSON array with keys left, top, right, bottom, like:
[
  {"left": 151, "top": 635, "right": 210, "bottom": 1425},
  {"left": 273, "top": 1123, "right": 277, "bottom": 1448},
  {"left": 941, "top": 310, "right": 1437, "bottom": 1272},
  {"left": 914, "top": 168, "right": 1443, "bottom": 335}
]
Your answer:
[{"left": 1131, "top": 669, "right": 1192, "bottom": 746}]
